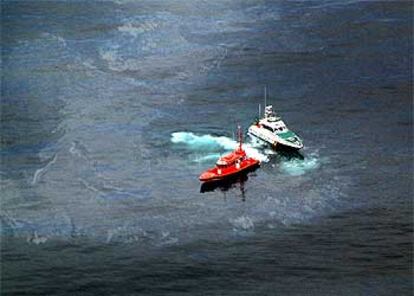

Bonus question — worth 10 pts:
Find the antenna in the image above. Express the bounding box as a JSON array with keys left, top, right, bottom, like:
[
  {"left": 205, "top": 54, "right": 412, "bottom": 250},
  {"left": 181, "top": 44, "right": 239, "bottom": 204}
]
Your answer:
[
  {"left": 264, "top": 85, "right": 267, "bottom": 107},
  {"left": 238, "top": 125, "right": 243, "bottom": 150},
  {"left": 258, "top": 103, "right": 261, "bottom": 118}
]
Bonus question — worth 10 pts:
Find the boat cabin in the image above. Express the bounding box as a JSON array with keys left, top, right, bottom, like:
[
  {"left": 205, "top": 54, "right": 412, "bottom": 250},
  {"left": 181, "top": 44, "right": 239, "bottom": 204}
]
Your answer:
[
  {"left": 259, "top": 119, "right": 287, "bottom": 134},
  {"left": 215, "top": 150, "right": 246, "bottom": 167}
]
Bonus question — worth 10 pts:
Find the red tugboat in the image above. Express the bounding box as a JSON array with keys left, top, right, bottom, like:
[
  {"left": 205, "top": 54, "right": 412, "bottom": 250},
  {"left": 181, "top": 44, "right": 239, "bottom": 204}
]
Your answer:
[{"left": 199, "top": 126, "right": 260, "bottom": 183}]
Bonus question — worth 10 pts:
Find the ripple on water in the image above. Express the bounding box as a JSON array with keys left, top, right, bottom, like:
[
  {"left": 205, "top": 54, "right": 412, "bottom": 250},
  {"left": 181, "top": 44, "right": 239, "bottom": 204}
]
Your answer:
[{"left": 279, "top": 154, "right": 321, "bottom": 176}]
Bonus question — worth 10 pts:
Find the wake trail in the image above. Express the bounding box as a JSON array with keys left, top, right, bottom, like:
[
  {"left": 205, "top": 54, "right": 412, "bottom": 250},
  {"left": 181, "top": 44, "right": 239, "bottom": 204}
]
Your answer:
[
  {"left": 171, "top": 131, "right": 323, "bottom": 176},
  {"left": 171, "top": 132, "right": 268, "bottom": 163}
]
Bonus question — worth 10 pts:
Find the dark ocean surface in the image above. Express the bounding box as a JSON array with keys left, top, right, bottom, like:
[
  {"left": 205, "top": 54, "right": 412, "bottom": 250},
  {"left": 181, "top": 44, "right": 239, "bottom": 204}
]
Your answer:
[{"left": 1, "top": 1, "right": 413, "bottom": 295}]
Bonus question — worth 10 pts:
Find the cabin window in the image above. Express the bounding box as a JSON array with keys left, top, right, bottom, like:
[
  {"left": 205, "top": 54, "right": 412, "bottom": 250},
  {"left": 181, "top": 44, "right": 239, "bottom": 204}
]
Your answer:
[{"left": 263, "top": 125, "right": 274, "bottom": 132}]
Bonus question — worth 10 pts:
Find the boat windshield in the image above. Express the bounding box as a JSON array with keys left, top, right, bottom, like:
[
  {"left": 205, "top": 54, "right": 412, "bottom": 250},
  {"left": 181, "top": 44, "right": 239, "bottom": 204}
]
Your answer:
[
  {"left": 274, "top": 126, "right": 286, "bottom": 133},
  {"left": 262, "top": 124, "right": 274, "bottom": 133},
  {"left": 216, "top": 160, "right": 227, "bottom": 167}
]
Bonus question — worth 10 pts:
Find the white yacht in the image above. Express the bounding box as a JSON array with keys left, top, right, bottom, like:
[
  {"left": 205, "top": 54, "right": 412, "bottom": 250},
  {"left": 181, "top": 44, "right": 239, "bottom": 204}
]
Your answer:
[{"left": 248, "top": 104, "right": 304, "bottom": 150}]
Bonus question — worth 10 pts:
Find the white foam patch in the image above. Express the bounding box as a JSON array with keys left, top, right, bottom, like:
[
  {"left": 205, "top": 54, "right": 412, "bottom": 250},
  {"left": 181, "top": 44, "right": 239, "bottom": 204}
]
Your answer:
[
  {"left": 264, "top": 148, "right": 277, "bottom": 155},
  {"left": 41, "top": 33, "right": 67, "bottom": 47},
  {"left": 171, "top": 132, "right": 268, "bottom": 162},
  {"left": 280, "top": 156, "right": 320, "bottom": 176},
  {"left": 243, "top": 145, "right": 269, "bottom": 163},
  {"left": 171, "top": 132, "right": 234, "bottom": 151},
  {"left": 230, "top": 216, "right": 254, "bottom": 232},
  {"left": 27, "top": 231, "right": 48, "bottom": 245},
  {"left": 118, "top": 21, "right": 159, "bottom": 37},
  {"left": 99, "top": 49, "right": 128, "bottom": 72}
]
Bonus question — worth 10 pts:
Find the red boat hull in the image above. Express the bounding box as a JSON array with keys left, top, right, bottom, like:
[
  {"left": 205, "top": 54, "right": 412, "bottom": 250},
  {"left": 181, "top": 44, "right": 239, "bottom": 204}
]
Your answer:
[{"left": 199, "top": 158, "right": 260, "bottom": 182}]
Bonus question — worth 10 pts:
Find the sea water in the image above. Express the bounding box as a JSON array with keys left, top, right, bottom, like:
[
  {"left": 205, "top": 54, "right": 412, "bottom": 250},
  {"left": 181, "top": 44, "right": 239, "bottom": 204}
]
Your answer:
[{"left": 1, "top": 1, "right": 412, "bottom": 295}]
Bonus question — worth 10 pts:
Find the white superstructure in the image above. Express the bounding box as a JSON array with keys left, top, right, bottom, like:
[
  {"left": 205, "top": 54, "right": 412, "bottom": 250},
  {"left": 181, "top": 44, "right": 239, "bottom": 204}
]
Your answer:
[{"left": 248, "top": 105, "right": 303, "bottom": 150}]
